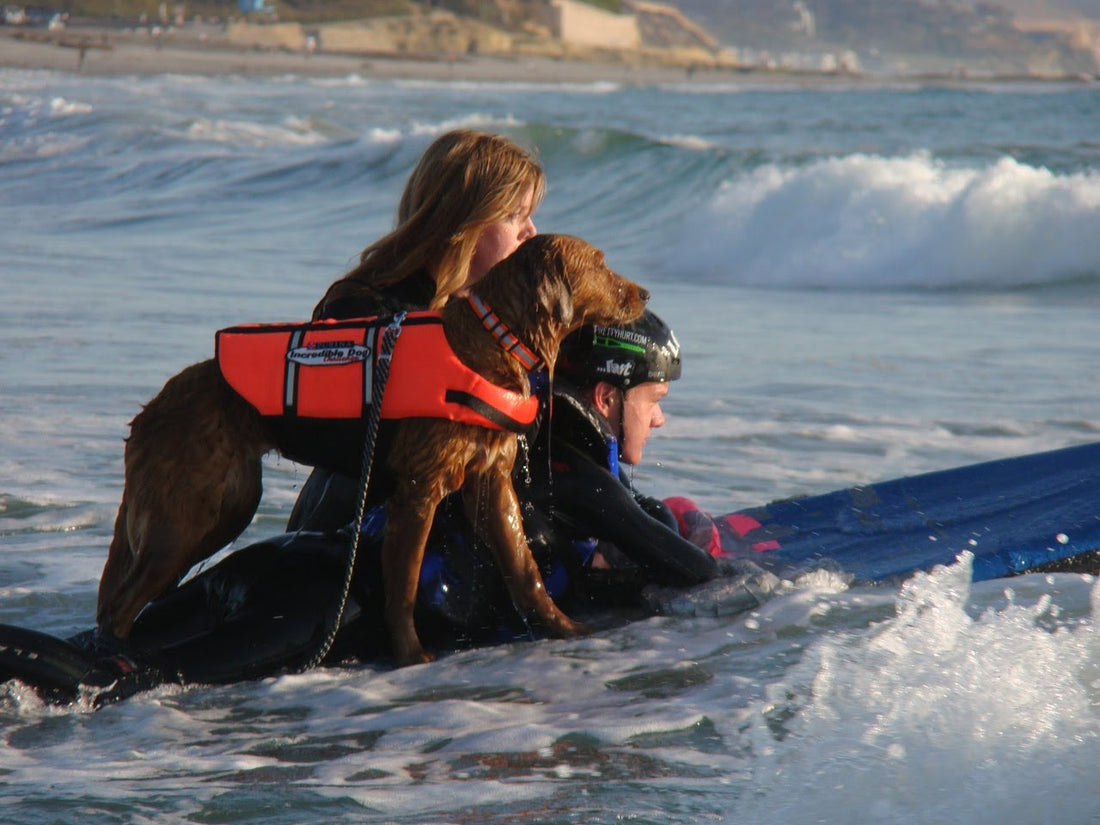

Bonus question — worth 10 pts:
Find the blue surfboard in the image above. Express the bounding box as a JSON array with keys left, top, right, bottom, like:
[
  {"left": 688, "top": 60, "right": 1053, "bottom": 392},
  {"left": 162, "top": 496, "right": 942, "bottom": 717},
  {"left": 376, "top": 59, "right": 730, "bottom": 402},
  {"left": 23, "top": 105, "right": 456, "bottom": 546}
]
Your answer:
[{"left": 707, "top": 441, "right": 1100, "bottom": 583}]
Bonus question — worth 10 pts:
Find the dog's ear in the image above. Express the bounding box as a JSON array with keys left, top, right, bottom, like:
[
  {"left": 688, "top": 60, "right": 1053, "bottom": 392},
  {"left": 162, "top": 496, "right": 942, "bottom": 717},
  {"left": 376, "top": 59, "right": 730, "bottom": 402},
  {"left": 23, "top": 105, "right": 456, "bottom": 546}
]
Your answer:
[{"left": 536, "top": 254, "right": 574, "bottom": 327}]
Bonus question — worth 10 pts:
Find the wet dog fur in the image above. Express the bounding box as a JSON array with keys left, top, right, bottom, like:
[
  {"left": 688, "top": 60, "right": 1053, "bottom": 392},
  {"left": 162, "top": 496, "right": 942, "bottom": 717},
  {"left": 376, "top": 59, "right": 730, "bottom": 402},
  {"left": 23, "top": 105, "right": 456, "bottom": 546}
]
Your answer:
[{"left": 97, "top": 234, "right": 649, "bottom": 665}]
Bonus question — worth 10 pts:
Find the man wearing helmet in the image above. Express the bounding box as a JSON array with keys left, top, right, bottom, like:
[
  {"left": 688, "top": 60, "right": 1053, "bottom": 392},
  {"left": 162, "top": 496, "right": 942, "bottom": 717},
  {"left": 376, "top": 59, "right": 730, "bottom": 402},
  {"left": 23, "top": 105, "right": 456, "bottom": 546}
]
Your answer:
[
  {"left": 557, "top": 312, "right": 682, "bottom": 467},
  {"left": 517, "top": 310, "right": 718, "bottom": 595}
]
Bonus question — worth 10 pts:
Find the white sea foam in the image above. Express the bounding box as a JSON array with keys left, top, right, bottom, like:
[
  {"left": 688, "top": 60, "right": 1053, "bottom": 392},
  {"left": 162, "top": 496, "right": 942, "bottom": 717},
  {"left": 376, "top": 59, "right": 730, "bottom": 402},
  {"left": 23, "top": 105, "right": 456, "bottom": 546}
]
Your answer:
[
  {"left": 735, "top": 555, "right": 1100, "bottom": 824},
  {"left": 0, "top": 132, "right": 92, "bottom": 160},
  {"left": 183, "top": 116, "right": 332, "bottom": 147},
  {"left": 665, "top": 153, "right": 1100, "bottom": 288},
  {"left": 657, "top": 132, "right": 720, "bottom": 151},
  {"left": 48, "top": 96, "right": 93, "bottom": 116},
  {"left": 406, "top": 111, "right": 524, "bottom": 137}
]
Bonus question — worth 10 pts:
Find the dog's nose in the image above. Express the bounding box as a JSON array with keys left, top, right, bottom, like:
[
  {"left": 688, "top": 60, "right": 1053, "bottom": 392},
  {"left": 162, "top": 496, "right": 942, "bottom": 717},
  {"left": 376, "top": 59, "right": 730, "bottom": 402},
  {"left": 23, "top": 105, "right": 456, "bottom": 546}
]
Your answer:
[{"left": 639, "top": 287, "right": 650, "bottom": 303}]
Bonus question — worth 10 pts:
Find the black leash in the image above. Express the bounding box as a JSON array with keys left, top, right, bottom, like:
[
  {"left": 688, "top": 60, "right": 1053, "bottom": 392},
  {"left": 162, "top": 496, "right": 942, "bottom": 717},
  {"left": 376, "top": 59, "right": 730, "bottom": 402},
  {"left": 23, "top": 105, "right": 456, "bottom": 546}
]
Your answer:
[{"left": 301, "top": 311, "right": 406, "bottom": 672}]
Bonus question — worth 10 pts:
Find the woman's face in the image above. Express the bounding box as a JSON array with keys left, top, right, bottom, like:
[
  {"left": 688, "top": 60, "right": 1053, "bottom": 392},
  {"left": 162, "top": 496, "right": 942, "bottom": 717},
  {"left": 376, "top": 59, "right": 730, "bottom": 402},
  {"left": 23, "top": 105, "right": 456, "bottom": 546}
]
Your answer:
[{"left": 463, "top": 186, "right": 538, "bottom": 291}]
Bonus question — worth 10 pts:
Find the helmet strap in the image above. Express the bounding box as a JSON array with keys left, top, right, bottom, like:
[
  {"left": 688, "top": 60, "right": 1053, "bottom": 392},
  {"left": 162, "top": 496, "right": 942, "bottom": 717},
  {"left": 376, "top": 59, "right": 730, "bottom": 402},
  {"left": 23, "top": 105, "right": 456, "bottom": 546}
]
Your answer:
[
  {"left": 591, "top": 381, "right": 627, "bottom": 469},
  {"left": 615, "top": 386, "right": 626, "bottom": 465}
]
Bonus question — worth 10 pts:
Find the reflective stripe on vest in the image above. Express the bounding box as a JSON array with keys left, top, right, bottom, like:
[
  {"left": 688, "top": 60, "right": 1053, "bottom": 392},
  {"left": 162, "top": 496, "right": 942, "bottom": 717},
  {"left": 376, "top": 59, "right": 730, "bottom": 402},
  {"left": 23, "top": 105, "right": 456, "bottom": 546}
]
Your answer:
[{"left": 215, "top": 312, "right": 539, "bottom": 433}]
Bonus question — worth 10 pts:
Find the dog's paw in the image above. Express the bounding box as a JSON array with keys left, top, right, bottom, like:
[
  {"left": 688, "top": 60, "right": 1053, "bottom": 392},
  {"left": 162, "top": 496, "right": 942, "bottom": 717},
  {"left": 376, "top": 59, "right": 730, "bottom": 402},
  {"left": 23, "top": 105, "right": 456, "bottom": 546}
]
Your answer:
[{"left": 556, "top": 618, "right": 592, "bottom": 639}]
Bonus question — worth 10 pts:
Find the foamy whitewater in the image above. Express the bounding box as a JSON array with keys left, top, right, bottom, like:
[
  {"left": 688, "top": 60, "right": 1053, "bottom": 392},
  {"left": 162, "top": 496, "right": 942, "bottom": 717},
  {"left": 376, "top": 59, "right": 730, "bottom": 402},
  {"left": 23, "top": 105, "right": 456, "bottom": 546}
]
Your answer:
[{"left": 2, "top": 67, "right": 1100, "bottom": 823}]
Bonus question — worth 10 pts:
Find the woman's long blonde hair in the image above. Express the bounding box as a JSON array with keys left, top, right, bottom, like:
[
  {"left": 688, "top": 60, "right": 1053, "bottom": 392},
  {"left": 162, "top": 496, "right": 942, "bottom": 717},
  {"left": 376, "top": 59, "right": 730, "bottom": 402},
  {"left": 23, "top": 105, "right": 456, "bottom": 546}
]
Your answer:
[{"left": 319, "top": 130, "right": 546, "bottom": 314}]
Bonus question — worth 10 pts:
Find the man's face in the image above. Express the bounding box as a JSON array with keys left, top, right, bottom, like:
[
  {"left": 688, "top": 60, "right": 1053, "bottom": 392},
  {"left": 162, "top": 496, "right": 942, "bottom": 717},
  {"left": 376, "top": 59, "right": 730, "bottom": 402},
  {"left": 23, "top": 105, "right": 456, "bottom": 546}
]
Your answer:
[{"left": 617, "top": 381, "right": 669, "bottom": 465}]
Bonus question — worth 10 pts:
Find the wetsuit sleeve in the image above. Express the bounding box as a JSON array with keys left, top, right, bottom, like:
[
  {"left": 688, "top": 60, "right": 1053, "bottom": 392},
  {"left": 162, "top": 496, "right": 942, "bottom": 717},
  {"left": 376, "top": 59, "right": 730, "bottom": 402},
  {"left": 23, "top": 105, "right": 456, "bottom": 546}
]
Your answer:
[
  {"left": 632, "top": 491, "right": 682, "bottom": 532},
  {"left": 546, "top": 447, "right": 718, "bottom": 586}
]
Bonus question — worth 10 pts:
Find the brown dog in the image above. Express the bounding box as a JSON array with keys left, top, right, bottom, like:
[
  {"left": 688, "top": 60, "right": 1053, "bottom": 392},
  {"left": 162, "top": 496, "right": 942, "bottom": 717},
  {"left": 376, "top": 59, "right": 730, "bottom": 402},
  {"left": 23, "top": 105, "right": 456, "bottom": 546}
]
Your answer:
[{"left": 97, "top": 235, "right": 648, "bottom": 665}]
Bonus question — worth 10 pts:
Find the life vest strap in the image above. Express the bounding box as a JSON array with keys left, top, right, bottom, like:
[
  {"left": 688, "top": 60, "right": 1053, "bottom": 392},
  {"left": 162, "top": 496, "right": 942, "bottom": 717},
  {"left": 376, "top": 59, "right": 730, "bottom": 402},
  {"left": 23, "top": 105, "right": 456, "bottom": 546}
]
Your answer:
[{"left": 444, "top": 389, "right": 531, "bottom": 433}]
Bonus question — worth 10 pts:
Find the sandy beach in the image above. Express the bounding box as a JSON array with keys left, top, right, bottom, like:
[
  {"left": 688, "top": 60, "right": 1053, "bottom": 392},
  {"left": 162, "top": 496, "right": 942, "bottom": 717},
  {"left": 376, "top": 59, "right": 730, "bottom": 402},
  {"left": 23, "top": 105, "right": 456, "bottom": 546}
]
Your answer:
[
  {"left": 0, "top": 22, "right": 777, "bottom": 84},
  {"left": 6, "top": 20, "right": 1088, "bottom": 100}
]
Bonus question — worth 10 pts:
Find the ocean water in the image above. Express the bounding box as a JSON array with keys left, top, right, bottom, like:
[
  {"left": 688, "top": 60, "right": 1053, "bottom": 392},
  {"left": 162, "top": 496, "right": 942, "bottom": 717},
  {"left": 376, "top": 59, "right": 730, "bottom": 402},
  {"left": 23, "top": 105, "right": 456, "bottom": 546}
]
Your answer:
[{"left": 2, "top": 66, "right": 1100, "bottom": 823}]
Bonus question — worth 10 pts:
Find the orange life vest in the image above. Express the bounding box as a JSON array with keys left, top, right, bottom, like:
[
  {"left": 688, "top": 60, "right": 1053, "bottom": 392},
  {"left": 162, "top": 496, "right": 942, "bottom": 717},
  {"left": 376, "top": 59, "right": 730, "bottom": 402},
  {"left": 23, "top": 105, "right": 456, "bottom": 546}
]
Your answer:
[{"left": 215, "top": 312, "right": 539, "bottom": 433}]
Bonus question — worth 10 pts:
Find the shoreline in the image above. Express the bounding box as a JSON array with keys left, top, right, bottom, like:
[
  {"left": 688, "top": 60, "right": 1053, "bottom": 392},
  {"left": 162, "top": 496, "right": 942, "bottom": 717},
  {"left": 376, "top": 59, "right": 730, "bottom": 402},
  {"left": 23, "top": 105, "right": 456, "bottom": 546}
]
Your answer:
[
  {"left": 2, "top": 24, "right": 1095, "bottom": 87},
  {"left": 0, "top": 24, "right": 756, "bottom": 84}
]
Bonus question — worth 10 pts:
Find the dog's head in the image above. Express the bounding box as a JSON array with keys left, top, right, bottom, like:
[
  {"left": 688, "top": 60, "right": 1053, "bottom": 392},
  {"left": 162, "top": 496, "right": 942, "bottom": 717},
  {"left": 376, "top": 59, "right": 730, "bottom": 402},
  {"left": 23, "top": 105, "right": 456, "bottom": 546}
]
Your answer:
[{"left": 472, "top": 234, "right": 649, "bottom": 369}]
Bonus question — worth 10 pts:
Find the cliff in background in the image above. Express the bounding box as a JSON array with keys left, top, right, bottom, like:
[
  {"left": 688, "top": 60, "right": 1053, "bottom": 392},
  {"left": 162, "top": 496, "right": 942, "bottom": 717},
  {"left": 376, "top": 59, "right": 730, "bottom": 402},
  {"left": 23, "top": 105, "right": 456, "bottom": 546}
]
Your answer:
[{"left": 672, "top": 0, "right": 1099, "bottom": 76}]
